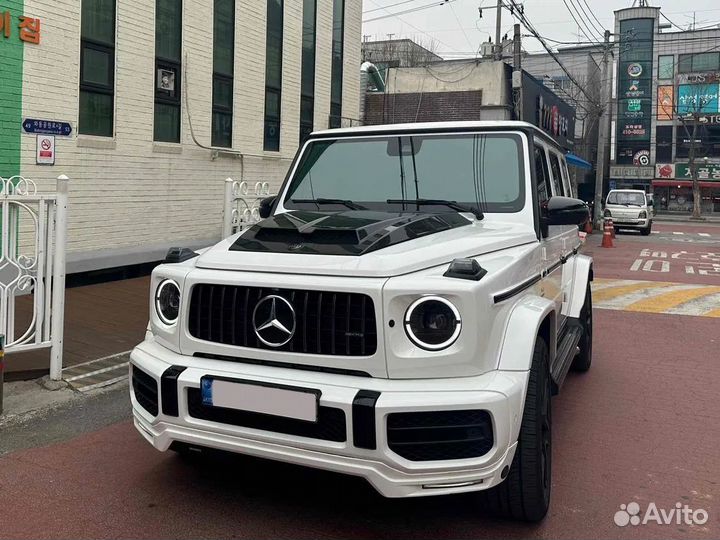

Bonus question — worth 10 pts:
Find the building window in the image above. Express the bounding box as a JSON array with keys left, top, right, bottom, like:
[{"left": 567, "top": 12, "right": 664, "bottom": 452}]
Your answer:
[
  {"left": 678, "top": 52, "right": 720, "bottom": 74},
  {"left": 79, "top": 0, "right": 116, "bottom": 137},
  {"left": 212, "top": 0, "right": 234, "bottom": 148},
  {"left": 264, "top": 0, "right": 283, "bottom": 152},
  {"left": 154, "top": 0, "right": 182, "bottom": 143},
  {"left": 329, "top": 0, "right": 344, "bottom": 129},
  {"left": 658, "top": 55, "right": 674, "bottom": 80},
  {"left": 656, "top": 125, "right": 673, "bottom": 162},
  {"left": 299, "top": 0, "right": 317, "bottom": 144}
]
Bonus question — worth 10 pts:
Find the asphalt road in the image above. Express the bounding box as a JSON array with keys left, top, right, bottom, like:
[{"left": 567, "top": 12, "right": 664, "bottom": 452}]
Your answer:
[{"left": 1, "top": 224, "right": 718, "bottom": 539}]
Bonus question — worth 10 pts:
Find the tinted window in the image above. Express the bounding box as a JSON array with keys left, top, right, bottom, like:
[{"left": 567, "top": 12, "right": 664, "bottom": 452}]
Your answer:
[
  {"left": 285, "top": 133, "right": 525, "bottom": 214},
  {"left": 548, "top": 152, "right": 564, "bottom": 197},
  {"left": 534, "top": 146, "right": 550, "bottom": 203}
]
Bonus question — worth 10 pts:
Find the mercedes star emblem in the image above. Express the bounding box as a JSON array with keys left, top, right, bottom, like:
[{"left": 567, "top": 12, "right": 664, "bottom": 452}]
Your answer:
[{"left": 252, "top": 295, "right": 296, "bottom": 347}]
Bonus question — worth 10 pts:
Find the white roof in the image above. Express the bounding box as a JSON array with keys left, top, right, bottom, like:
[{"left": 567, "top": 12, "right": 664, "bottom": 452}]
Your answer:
[{"left": 312, "top": 121, "right": 542, "bottom": 137}]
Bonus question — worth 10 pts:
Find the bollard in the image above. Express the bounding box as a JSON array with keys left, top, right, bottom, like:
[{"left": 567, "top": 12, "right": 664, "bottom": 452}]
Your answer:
[{"left": 0, "top": 334, "right": 4, "bottom": 416}]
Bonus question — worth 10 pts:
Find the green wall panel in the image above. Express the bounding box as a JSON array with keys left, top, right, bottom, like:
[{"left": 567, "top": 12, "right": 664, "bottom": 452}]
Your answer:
[{"left": 0, "top": 0, "right": 24, "bottom": 179}]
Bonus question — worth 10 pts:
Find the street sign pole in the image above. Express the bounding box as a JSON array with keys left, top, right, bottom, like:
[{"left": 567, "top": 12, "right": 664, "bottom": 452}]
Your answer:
[{"left": 0, "top": 334, "right": 5, "bottom": 415}]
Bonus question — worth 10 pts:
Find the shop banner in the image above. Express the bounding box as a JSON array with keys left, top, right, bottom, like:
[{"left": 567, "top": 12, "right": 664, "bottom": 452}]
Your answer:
[
  {"left": 677, "top": 84, "right": 720, "bottom": 115},
  {"left": 675, "top": 163, "right": 720, "bottom": 180},
  {"left": 657, "top": 86, "right": 674, "bottom": 120}
]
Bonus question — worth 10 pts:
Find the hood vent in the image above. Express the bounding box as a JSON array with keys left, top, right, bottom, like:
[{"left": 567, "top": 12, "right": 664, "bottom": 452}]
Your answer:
[{"left": 230, "top": 210, "right": 472, "bottom": 256}]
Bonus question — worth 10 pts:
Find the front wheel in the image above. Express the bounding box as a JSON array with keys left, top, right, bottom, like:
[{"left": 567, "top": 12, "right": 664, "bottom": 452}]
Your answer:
[
  {"left": 483, "top": 337, "right": 552, "bottom": 522},
  {"left": 640, "top": 224, "right": 652, "bottom": 236}
]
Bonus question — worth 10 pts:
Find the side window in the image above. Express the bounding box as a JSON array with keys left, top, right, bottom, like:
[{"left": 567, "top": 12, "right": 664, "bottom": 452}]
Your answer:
[
  {"left": 534, "top": 145, "right": 550, "bottom": 204},
  {"left": 560, "top": 159, "right": 574, "bottom": 198},
  {"left": 548, "top": 152, "right": 565, "bottom": 197}
]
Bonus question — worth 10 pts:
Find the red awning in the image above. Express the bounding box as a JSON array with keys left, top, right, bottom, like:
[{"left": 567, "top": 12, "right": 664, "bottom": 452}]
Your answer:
[{"left": 652, "top": 180, "right": 720, "bottom": 188}]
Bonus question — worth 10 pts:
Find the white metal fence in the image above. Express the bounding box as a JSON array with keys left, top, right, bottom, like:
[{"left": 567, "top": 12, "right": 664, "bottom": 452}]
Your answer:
[
  {"left": 222, "top": 178, "right": 274, "bottom": 238},
  {"left": 0, "top": 175, "right": 68, "bottom": 380}
]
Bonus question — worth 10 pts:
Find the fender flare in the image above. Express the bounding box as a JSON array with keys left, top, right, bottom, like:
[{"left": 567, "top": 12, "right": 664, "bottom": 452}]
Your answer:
[
  {"left": 497, "top": 295, "right": 557, "bottom": 372},
  {"left": 568, "top": 254, "right": 593, "bottom": 318}
]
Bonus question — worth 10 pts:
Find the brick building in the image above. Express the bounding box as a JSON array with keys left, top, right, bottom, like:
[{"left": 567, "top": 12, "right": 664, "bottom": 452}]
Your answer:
[{"left": 0, "top": 0, "right": 361, "bottom": 271}]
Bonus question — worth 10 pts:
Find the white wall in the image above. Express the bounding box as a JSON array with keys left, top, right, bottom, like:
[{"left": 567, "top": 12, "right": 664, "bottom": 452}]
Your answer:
[{"left": 20, "top": 0, "right": 361, "bottom": 271}]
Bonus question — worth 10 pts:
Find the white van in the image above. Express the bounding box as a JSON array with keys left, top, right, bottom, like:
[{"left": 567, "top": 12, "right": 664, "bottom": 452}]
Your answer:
[{"left": 604, "top": 189, "right": 652, "bottom": 235}]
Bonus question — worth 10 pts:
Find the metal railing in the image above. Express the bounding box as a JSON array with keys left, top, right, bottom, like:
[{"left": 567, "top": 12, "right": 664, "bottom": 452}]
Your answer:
[
  {"left": 222, "top": 178, "right": 274, "bottom": 238},
  {"left": 0, "top": 175, "right": 69, "bottom": 381}
]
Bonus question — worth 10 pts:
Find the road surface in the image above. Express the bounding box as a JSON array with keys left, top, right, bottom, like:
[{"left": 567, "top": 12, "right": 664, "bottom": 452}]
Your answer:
[{"left": 1, "top": 223, "right": 718, "bottom": 539}]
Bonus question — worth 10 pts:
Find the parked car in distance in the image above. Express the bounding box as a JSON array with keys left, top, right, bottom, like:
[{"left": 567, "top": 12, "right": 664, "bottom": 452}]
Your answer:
[
  {"left": 130, "top": 121, "right": 594, "bottom": 522},
  {"left": 604, "top": 189, "right": 653, "bottom": 235}
]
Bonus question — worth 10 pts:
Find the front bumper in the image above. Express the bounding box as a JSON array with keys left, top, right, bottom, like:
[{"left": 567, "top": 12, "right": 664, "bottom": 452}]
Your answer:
[
  {"left": 610, "top": 217, "right": 650, "bottom": 228},
  {"left": 130, "top": 338, "right": 528, "bottom": 498}
]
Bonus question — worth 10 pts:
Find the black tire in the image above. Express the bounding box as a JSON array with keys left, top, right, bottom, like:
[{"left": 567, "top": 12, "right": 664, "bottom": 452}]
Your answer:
[
  {"left": 613, "top": 226, "right": 620, "bottom": 234},
  {"left": 640, "top": 224, "right": 651, "bottom": 236},
  {"left": 572, "top": 283, "right": 592, "bottom": 372},
  {"left": 483, "top": 337, "right": 552, "bottom": 522}
]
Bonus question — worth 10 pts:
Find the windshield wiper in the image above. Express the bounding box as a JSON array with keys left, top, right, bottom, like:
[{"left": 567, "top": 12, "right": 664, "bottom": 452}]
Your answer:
[
  {"left": 291, "top": 198, "right": 367, "bottom": 211},
  {"left": 386, "top": 199, "right": 484, "bottom": 220}
]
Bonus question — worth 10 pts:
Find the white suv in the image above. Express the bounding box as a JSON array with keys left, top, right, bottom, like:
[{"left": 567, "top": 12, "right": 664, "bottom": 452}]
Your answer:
[
  {"left": 604, "top": 189, "right": 652, "bottom": 235},
  {"left": 130, "top": 121, "right": 594, "bottom": 522}
]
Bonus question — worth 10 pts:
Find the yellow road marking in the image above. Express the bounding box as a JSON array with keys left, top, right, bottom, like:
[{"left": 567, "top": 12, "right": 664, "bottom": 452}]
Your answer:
[
  {"left": 701, "top": 307, "right": 720, "bottom": 318},
  {"left": 624, "top": 286, "right": 720, "bottom": 313},
  {"left": 592, "top": 281, "right": 672, "bottom": 303}
]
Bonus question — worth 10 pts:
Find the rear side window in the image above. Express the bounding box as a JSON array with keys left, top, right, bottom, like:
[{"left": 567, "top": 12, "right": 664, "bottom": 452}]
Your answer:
[
  {"left": 534, "top": 146, "right": 550, "bottom": 203},
  {"left": 548, "top": 152, "right": 565, "bottom": 197}
]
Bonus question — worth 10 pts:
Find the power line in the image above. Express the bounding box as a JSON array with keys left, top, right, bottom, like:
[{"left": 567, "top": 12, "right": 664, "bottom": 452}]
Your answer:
[
  {"left": 363, "top": 0, "right": 426, "bottom": 15},
  {"left": 363, "top": 0, "right": 454, "bottom": 24},
  {"left": 581, "top": 0, "right": 608, "bottom": 33},
  {"left": 562, "top": 0, "right": 602, "bottom": 43}
]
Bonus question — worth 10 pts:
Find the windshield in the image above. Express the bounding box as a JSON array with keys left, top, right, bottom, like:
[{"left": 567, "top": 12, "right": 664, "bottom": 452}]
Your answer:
[
  {"left": 607, "top": 191, "right": 646, "bottom": 206},
  {"left": 283, "top": 133, "right": 525, "bottom": 214}
]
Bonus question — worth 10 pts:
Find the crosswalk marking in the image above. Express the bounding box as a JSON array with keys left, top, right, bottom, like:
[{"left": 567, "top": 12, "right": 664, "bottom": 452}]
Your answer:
[
  {"left": 698, "top": 233, "right": 711, "bottom": 237},
  {"left": 591, "top": 278, "right": 720, "bottom": 318},
  {"left": 672, "top": 231, "right": 684, "bottom": 235}
]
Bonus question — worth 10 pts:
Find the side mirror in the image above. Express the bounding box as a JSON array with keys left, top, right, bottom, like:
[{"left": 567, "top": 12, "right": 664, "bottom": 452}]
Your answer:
[
  {"left": 542, "top": 196, "right": 590, "bottom": 233},
  {"left": 647, "top": 198, "right": 654, "bottom": 206},
  {"left": 258, "top": 196, "right": 277, "bottom": 219}
]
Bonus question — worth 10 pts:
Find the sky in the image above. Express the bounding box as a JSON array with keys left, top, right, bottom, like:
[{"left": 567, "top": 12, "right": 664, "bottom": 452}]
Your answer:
[{"left": 361, "top": 0, "right": 720, "bottom": 58}]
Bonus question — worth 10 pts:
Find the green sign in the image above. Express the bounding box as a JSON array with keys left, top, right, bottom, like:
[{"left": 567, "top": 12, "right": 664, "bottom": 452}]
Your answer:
[{"left": 675, "top": 163, "right": 720, "bottom": 180}]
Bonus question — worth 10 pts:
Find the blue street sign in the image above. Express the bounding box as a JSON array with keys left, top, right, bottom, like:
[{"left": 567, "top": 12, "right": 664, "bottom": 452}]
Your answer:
[
  {"left": 22, "top": 119, "right": 72, "bottom": 136},
  {"left": 609, "top": 180, "right": 617, "bottom": 190}
]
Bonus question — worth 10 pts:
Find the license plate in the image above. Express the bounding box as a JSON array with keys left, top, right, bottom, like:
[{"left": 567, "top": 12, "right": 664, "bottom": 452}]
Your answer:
[{"left": 200, "top": 377, "right": 320, "bottom": 422}]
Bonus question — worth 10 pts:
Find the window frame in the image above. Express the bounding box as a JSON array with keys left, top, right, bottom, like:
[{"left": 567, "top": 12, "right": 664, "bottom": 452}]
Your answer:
[
  {"left": 154, "top": 0, "right": 183, "bottom": 144},
  {"left": 678, "top": 52, "right": 720, "bottom": 74},
  {"left": 211, "top": 0, "right": 234, "bottom": 148},
  {"left": 658, "top": 55, "right": 674, "bottom": 80},
  {"left": 299, "top": 0, "right": 317, "bottom": 144},
  {"left": 263, "top": 0, "right": 284, "bottom": 152},
  {"left": 329, "top": 0, "right": 345, "bottom": 129},
  {"left": 79, "top": 0, "right": 117, "bottom": 137}
]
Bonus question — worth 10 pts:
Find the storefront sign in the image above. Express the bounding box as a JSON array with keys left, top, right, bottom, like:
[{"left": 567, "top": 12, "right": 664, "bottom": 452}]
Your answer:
[
  {"left": 23, "top": 118, "right": 72, "bottom": 136},
  {"left": 655, "top": 163, "right": 720, "bottom": 180},
  {"left": 521, "top": 71, "right": 575, "bottom": 149},
  {"left": 676, "top": 163, "right": 720, "bottom": 180},
  {"left": 677, "top": 72, "right": 720, "bottom": 85},
  {"left": 0, "top": 10, "right": 41, "bottom": 44},
  {"left": 678, "top": 84, "right": 720, "bottom": 115},
  {"left": 36, "top": 135, "right": 55, "bottom": 165},
  {"left": 615, "top": 18, "right": 654, "bottom": 165},
  {"left": 658, "top": 86, "right": 674, "bottom": 120},
  {"left": 609, "top": 165, "right": 654, "bottom": 179}
]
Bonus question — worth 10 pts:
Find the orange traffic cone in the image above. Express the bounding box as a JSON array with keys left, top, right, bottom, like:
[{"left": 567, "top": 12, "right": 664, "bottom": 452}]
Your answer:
[
  {"left": 601, "top": 219, "right": 614, "bottom": 248},
  {"left": 608, "top": 218, "right": 616, "bottom": 238}
]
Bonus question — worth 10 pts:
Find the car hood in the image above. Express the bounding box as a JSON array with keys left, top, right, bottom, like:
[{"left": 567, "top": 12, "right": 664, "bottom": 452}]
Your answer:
[{"left": 195, "top": 210, "right": 538, "bottom": 278}]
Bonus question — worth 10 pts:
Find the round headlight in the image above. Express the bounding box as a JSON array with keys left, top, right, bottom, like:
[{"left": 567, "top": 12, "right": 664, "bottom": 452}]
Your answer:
[
  {"left": 155, "top": 279, "right": 180, "bottom": 325},
  {"left": 404, "top": 296, "right": 461, "bottom": 350},
  {"left": 638, "top": 210, "right": 647, "bottom": 219},
  {"left": 603, "top": 209, "right": 611, "bottom": 217}
]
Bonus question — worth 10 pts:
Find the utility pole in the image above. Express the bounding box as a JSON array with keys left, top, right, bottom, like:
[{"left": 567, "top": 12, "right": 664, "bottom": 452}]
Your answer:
[
  {"left": 594, "top": 29, "right": 611, "bottom": 227},
  {"left": 494, "top": 0, "right": 503, "bottom": 60},
  {"left": 512, "top": 23, "right": 523, "bottom": 120}
]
